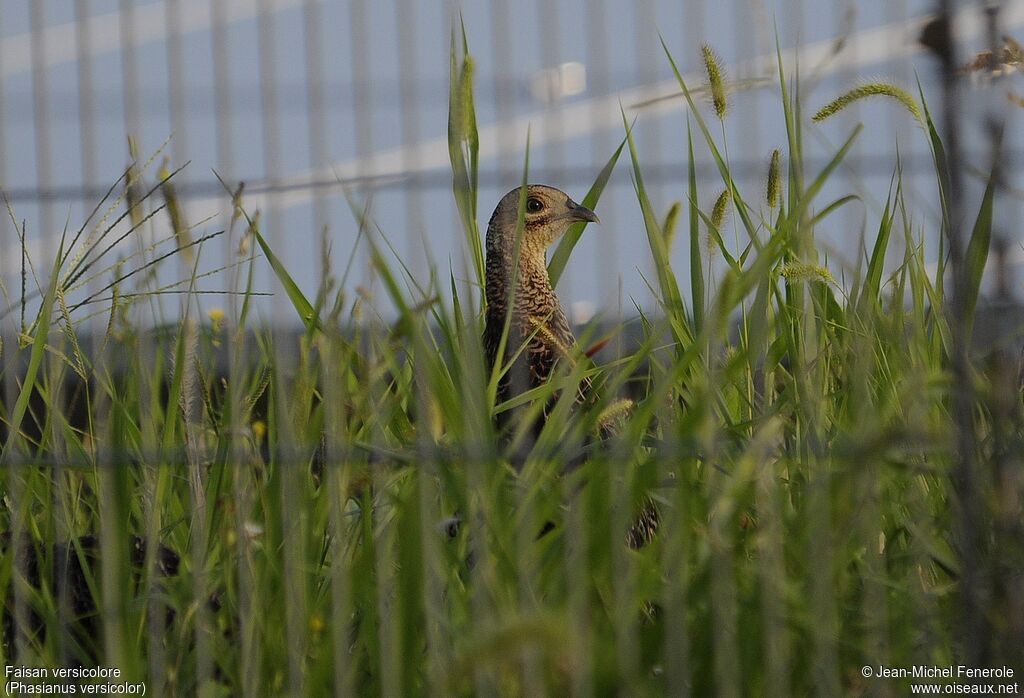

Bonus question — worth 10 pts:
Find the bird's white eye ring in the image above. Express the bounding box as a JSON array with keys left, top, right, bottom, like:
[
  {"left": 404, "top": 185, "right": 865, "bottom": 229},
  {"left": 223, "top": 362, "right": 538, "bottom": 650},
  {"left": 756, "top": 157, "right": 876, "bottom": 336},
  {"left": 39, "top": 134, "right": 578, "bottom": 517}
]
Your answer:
[{"left": 526, "top": 197, "right": 544, "bottom": 213}]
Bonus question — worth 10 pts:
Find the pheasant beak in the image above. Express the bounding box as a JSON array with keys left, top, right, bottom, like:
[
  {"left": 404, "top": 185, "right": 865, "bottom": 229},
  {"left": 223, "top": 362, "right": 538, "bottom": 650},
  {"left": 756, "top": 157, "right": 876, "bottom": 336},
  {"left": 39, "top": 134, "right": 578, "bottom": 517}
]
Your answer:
[{"left": 567, "top": 200, "right": 600, "bottom": 225}]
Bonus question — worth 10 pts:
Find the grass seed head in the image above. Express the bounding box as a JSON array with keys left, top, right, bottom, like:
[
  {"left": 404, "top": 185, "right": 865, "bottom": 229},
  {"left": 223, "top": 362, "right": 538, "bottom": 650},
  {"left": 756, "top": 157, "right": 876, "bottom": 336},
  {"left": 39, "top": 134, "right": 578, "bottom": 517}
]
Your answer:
[
  {"left": 711, "top": 189, "right": 731, "bottom": 231},
  {"left": 705, "top": 189, "right": 731, "bottom": 258},
  {"left": 767, "top": 149, "right": 782, "bottom": 208},
  {"left": 701, "top": 44, "right": 728, "bottom": 119},
  {"left": 663, "top": 201, "right": 681, "bottom": 254},
  {"left": 780, "top": 261, "right": 836, "bottom": 286},
  {"left": 812, "top": 81, "right": 922, "bottom": 124},
  {"left": 531, "top": 317, "right": 573, "bottom": 362},
  {"left": 597, "top": 398, "right": 634, "bottom": 432}
]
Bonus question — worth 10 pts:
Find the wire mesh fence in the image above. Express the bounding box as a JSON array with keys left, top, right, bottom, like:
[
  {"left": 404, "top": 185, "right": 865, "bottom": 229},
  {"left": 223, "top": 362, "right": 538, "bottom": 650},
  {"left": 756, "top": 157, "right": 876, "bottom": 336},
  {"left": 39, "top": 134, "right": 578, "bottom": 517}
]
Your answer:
[{"left": 2, "top": 0, "right": 1024, "bottom": 695}]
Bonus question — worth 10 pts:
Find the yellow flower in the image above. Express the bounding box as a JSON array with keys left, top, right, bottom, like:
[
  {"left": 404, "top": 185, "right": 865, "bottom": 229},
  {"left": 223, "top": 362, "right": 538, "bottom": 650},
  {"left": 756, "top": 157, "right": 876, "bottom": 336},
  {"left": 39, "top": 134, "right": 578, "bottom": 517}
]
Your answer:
[
  {"left": 208, "top": 307, "right": 225, "bottom": 328},
  {"left": 208, "top": 308, "right": 225, "bottom": 346},
  {"left": 309, "top": 615, "right": 325, "bottom": 634},
  {"left": 252, "top": 420, "right": 267, "bottom": 445}
]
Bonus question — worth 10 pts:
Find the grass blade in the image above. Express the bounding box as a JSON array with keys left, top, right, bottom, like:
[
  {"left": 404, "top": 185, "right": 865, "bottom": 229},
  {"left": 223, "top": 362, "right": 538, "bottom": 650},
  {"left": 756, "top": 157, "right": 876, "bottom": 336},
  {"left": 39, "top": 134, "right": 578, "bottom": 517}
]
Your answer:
[
  {"left": 687, "top": 121, "right": 705, "bottom": 335},
  {"left": 962, "top": 168, "right": 996, "bottom": 332},
  {"left": 548, "top": 136, "right": 626, "bottom": 287}
]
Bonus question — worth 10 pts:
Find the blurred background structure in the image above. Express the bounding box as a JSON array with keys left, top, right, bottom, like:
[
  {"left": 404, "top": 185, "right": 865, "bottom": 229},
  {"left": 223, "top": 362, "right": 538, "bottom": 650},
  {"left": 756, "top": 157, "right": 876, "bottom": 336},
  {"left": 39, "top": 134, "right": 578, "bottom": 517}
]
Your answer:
[
  {"left": 0, "top": 0, "right": 1022, "bottom": 325},
  {"left": 3, "top": 5, "right": 1024, "bottom": 693}
]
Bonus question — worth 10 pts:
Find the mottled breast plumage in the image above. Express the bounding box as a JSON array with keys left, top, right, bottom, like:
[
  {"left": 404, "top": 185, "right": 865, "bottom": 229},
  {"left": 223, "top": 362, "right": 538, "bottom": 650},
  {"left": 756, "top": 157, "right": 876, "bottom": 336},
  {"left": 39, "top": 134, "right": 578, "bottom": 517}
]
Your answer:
[{"left": 481, "top": 185, "right": 598, "bottom": 424}]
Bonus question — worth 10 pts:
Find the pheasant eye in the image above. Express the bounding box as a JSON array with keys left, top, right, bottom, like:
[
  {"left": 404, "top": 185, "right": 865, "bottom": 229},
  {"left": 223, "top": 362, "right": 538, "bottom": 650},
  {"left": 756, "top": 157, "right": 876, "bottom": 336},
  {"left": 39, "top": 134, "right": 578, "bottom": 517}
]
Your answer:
[{"left": 526, "top": 197, "right": 544, "bottom": 213}]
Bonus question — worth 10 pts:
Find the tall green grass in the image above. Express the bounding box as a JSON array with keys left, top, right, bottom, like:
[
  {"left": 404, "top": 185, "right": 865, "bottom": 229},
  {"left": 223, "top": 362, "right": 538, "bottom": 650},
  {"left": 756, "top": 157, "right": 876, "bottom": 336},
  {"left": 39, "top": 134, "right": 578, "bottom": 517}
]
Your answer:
[{"left": 2, "top": 31, "right": 1022, "bottom": 698}]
